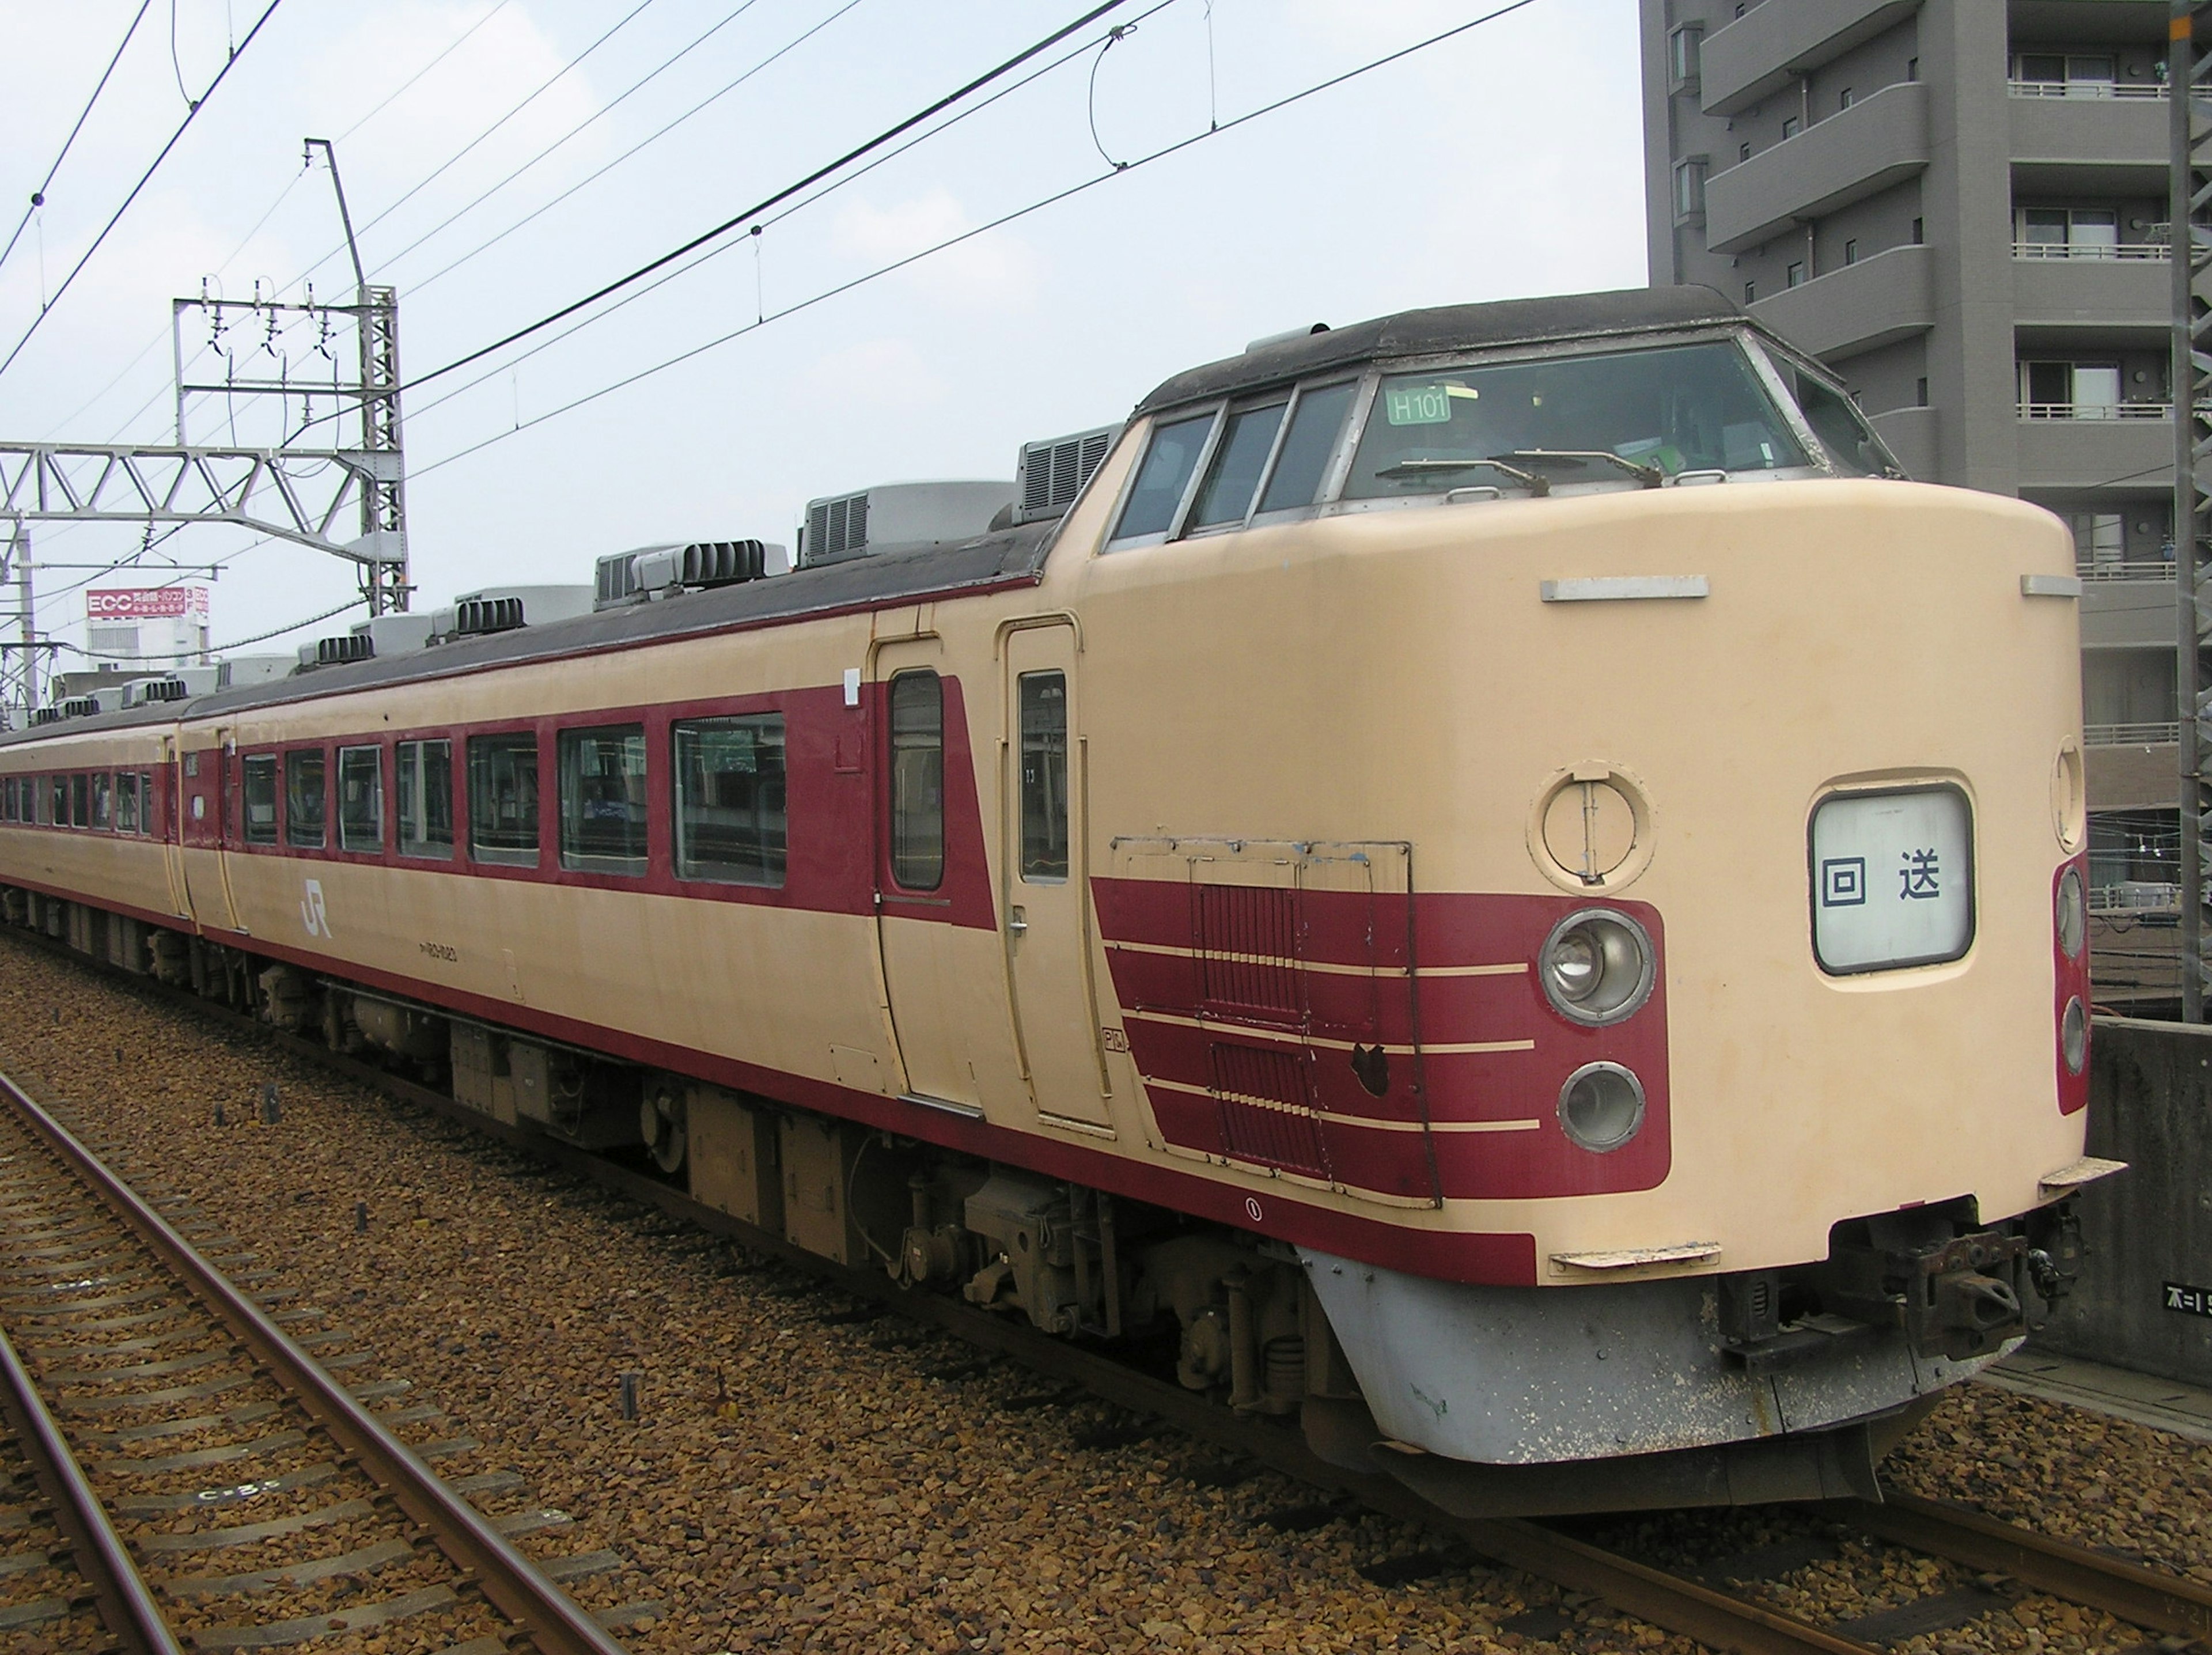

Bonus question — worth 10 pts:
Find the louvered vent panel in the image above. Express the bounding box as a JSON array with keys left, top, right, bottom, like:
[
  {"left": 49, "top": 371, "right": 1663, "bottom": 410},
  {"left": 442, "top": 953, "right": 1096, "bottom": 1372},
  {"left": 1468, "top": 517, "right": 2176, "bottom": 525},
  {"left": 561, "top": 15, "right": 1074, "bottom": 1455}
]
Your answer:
[
  {"left": 1209, "top": 1043, "right": 1329, "bottom": 1180},
  {"left": 1014, "top": 423, "right": 1122, "bottom": 523},
  {"left": 1196, "top": 884, "right": 1300, "bottom": 1024},
  {"left": 806, "top": 503, "right": 830, "bottom": 557}
]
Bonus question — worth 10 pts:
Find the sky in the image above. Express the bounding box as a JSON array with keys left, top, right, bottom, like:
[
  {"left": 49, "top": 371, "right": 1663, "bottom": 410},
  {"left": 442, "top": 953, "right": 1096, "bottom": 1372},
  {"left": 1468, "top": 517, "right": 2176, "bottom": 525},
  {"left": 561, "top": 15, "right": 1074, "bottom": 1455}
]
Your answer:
[{"left": 0, "top": 0, "right": 1645, "bottom": 673}]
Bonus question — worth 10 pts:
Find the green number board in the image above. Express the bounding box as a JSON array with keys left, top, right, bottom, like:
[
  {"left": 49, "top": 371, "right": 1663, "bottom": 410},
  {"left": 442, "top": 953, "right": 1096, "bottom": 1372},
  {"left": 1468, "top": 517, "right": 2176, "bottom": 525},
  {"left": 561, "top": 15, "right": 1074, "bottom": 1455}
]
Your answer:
[{"left": 1385, "top": 384, "right": 1453, "bottom": 426}]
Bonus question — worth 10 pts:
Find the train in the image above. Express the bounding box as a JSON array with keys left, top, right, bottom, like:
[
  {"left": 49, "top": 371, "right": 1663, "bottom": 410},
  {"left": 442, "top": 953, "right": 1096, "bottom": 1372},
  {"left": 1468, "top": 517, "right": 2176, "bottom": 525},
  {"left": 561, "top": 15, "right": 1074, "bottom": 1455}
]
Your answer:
[{"left": 0, "top": 286, "right": 2114, "bottom": 1514}]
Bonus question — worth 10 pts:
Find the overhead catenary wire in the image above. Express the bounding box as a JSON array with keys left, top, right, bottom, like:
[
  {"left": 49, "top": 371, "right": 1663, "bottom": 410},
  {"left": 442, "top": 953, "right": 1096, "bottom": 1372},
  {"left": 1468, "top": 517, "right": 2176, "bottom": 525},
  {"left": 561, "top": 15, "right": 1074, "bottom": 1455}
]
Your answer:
[
  {"left": 282, "top": 0, "right": 663, "bottom": 302},
  {"left": 335, "top": 0, "right": 515, "bottom": 143},
  {"left": 373, "top": 0, "right": 778, "bottom": 279},
  {"left": 413, "top": 0, "right": 1544, "bottom": 479},
  {"left": 0, "top": 0, "right": 156, "bottom": 280},
  {"left": 0, "top": 0, "right": 287, "bottom": 385},
  {"left": 403, "top": 0, "right": 869, "bottom": 295},
  {"left": 406, "top": 0, "right": 1136, "bottom": 393}
]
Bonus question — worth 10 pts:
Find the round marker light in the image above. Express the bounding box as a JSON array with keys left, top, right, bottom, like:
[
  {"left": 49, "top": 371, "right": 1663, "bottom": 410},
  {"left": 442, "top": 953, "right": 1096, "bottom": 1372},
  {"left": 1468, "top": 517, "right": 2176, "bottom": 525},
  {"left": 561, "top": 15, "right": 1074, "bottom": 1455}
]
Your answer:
[
  {"left": 1558, "top": 1062, "right": 1646, "bottom": 1153},
  {"left": 2056, "top": 868, "right": 2086, "bottom": 961},
  {"left": 1537, "top": 908, "right": 1656, "bottom": 1027},
  {"left": 2062, "top": 997, "right": 2088, "bottom": 1076}
]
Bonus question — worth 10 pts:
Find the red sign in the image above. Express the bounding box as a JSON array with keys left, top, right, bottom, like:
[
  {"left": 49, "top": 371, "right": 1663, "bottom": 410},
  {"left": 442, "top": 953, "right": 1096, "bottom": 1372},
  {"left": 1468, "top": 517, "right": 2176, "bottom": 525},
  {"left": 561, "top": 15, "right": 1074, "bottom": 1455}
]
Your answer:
[{"left": 87, "top": 587, "right": 209, "bottom": 620}]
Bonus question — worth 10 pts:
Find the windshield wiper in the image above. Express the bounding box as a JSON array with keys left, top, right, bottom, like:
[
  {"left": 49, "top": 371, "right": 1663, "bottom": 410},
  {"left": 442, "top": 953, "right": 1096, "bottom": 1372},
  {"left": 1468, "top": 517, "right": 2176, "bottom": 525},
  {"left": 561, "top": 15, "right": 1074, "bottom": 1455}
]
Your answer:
[
  {"left": 1373, "top": 456, "right": 1549, "bottom": 495},
  {"left": 1498, "top": 449, "right": 1665, "bottom": 487}
]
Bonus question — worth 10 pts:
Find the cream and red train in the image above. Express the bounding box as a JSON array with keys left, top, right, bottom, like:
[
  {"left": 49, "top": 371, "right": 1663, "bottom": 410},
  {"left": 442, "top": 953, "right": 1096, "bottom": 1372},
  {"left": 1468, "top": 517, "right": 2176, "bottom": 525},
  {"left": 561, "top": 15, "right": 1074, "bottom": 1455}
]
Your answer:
[{"left": 0, "top": 288, "right": 2107, "bottom": 1512}]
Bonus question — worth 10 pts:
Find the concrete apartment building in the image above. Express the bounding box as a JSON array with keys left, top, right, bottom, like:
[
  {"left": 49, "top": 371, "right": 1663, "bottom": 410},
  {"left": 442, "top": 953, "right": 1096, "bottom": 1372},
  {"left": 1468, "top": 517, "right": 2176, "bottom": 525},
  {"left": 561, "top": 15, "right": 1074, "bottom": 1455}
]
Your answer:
[{"left": 1640, "top": 0, "right": 2194, "bottom": 1006}]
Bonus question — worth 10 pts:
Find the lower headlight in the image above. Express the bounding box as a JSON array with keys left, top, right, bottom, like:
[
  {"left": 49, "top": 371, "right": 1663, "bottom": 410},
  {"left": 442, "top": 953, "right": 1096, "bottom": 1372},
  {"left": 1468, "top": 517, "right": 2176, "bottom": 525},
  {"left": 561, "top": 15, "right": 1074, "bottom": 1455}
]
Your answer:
[
  {"left": 1538, "top": 908, "right": 1656, "bottom": 1026},
  {"left": 1558, "top": 1062, "right": 1646, "bottom": 1153},
  {"left": 2056, "top": 868, "right": 2086, "bottom": 961},
  {"left": 2062, "top": 997, "right": 2087, "bottom": 1075}
]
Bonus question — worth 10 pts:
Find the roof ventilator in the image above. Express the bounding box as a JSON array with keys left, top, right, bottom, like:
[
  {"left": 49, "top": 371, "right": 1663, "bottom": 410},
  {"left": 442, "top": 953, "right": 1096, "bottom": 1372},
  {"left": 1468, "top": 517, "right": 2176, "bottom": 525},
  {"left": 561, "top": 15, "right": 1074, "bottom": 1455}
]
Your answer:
[
  {"left": 1014, "top": 424, "right": 1122, "bottom": 525},
  {"left": 58, "top": 696, "right": 98, "bottom": 719},
  {"left": 454, "top": 596, "right": 527, "bottom": 637},
  {"left": 135, "top": 678, "right": 189, "bottom": 703},
  {"left": 316, "top": 634, "right": 374, "bottom": 667},
  {"left": 595, "top": 540, "right": 779, "bottom": 609}
]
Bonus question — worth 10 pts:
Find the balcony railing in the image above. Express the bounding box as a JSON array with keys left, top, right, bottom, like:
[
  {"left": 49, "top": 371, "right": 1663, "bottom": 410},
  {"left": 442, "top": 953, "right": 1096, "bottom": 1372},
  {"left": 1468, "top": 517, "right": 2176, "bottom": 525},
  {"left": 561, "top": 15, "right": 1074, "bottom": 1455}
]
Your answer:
[
  {"left": 2008, "top": 79, "right": 2166, "bottom": 99},
  {"left": 2013, "top": 241, "right": 2168, "bottom": 260},
  {"left": 2077, "top": 559, "right": 2179, "bottom": 581},
  {"left": 2089, "top": 881, "right": 2180, "bottom": 915},
  {"left": 2084, "top": 721, "right": 2181, "bottom": 746},
  {"left": 2019, "top": 402, "right": 2172, "bottom": 420}
]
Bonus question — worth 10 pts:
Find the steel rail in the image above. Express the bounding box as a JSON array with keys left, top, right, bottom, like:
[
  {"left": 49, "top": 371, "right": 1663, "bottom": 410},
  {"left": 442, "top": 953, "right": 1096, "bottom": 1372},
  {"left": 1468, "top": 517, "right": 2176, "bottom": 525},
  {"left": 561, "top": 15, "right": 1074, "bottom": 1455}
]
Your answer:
[
  {"left": 0, "top": 1070, "right": 629, "bottom": 1655},
  {"left": 28, "top": 943, "right": 2212, "bottom": 1655},
  {"left": 0, "top": 1320, "right": 182, "bottom": 1654},
  {"left": 1834, "top": 1491, "right": 2212, "bottom": 1643}
]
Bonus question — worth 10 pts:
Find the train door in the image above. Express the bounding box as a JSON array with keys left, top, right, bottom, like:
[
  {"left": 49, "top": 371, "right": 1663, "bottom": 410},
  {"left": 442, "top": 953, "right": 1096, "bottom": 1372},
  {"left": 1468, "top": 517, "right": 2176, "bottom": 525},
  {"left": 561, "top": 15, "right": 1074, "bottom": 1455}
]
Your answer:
[
  {"left": 872, "top": 635, "right": 976, "bottom": 1110},
  {"left": 999, "top": 623, "right": 1111, "bottom": 1127},
  {"left": 159, "top": 737, "right": 191, "bottom": 921},
  {"left": 209, "top": 732, "right": 244, "bottom": 933}
]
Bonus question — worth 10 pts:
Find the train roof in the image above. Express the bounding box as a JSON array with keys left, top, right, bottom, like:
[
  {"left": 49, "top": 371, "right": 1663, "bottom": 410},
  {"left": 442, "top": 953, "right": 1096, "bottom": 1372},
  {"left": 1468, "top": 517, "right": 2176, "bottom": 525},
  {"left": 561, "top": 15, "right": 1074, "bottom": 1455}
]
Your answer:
[
  {"left": 0, "top": 519, "right": 1060, "bottom": 743},
  {"left": 1133, "top": 286, "right": 1753, "bottom": 418}
]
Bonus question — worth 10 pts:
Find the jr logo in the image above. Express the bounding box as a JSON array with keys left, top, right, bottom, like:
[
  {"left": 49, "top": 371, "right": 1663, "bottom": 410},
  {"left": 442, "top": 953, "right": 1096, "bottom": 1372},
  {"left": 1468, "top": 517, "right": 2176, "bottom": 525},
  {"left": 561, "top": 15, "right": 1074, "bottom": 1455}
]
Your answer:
[{"left": 300, "top": 878, "right": 332, "bottom": 939}]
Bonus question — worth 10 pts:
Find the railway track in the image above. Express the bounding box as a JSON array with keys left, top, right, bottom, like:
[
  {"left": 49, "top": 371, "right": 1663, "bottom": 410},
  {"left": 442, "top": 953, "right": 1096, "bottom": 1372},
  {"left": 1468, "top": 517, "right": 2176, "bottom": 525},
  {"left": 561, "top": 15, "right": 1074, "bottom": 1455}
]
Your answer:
[
  {"left": 19, "top": 936, "right": 2212, "bottom": 1655},
  {"left": 0, "top": 1065, "right": 627, "bottom": 1654}
]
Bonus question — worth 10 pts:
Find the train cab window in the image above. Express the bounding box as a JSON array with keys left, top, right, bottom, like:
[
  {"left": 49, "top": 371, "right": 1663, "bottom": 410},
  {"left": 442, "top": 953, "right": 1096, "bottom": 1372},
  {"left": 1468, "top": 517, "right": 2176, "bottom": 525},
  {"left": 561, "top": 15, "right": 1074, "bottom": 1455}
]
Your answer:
[
  {"left": 468, "top": 733, "right": 539, "bottom": 867},
  {"left": 91, "top": 774, "right": 112, "bottom": 831},
  {"left": 1111, "top": 411, "right": 1215, "bottom": 543},
  {"left": 285, "top": 749, "right": 327, "bottom": 849},
  {"left": 673, "top": 715, "right": 786, "bottom": 887},
  {"left": 1257, "top": 381, "right": 1357, "bottom": 513},
  {"left": 558, "top": 726, "right": 647, "bottom": 875},
  {"left": 397, "top": 740, "right": 454, "bottom": 860},
  {"left": 242, "top": 756, "right": 278, "bottom": 845},
  {"left": 115, "top": 772, "right": 139, "bottom": 835},
  {"left": 1187, "top": 399, "right": 1287, "bottom": 530},
  {"left": 888, "top": 671, "right": 945, "bottom": 891},
  {"left": 1018, "top": 672, "right": 1068, "bottom": 881},
  {"left": 69, "top": 775, "right": 89, "bottom": 828},
  {"left": 1345, "top": 341, "right": 1811, "bottom": 498},
  {"left": 1785, "top": 363, "right": 1896, "bottom": 478},
  {"left": 338, "top": 745, "right": 384, "bottom": 854}
]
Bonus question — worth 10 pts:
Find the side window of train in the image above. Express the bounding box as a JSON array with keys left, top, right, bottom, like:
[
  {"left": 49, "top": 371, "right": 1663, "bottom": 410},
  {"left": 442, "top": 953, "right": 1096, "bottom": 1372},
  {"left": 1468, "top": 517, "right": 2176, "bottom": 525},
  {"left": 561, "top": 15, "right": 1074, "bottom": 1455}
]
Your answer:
[
  {"left": 70, "top": 775, "right": 89, "bottom": 829},
  {"left": 888, "top": 671, "right": 945, "bottom": 891},
  {"left": 468, "top": 733, "right": 540, "bottom": 868},
  {"left": 396, "top": 740, "right": 454, "bottom": 860},
  {"left": 91, "top": 773, "right": 112, "bottom": 831},
  {"left": 242, "top": 755, "right": 278, "bottom": 846},
  {"left": 285, "top": 748, "right": 327, "bottom": 850},
  {"left": 338, "top": 745, "right": 384, "bottom": 854},
  {"left": 48, "top": 775, "right": 65, "bottom": 827},
  {"left": 115, "top": 772, "right": 139, "bottom": 835},
  {"left": 1109, "top": 412, "right": 1217, "bottom": 544},
  {"left": 1018, "top": 672, "right": 1068, "bottom": 881},
  {"left": 673, "top": 715, "right": 786, "bottom": 887},
  {"left": 558, "top": 725, "right": 647, "bottom": 876}
]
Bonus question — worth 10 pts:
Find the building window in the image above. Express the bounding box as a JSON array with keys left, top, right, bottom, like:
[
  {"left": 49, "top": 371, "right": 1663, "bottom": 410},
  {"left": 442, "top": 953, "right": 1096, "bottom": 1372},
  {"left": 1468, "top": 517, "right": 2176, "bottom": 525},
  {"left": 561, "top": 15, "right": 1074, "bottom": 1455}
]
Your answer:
[
  {"left": 1744, "top": 281, "right": 1758, "bottom": 303},
  {"left": 1781, "top": 116, "right": 1801, "bottom": 140},
  {"left": 1019, "top": 672, "right": 1070, "bottom": 882},
  {"left": 1839, "top": 88, "right": 1854, "bottom": 111},
  {"left": 1739, "top": 142, "right": 1752, "bottom": 162},
  {"left": 1916, "top": 377, "right": 1929, "bottom": 407},
  {"left": 1843, "top": 239, "right": 1858, "bottom": 265},
  {"left": 1907, "top": 56, "right": 1919, "bottom": 81},
  {"left": 557, "top": 725, "right": 647, "bottom": 876},
  {"left": 338, "top": 745, "right": 384, "bottom": 853},
  {"left": 396, "top": 740, "right": 453, "bottom": 860},
  {"left": 1786, "top": 262, "right": 1805, "bottom": 287},
  {"left": 889, "top": 671, "right": 945, "bottom": 892},
  {"left": 1668, "top": 24, "right": 1703, "bottom": 86},
  {"left": 2071, "top": 513, "right": 2126, "bottom": 570},
  {"left": 242, "top": 755, "right": 277, "bottom": 846},
  {"left": 2017, "top": 206, "right": 2119, "bottom": 257},
  {"left": 1673, "top": 157, "right": 1709, "bottom": 219},
  {"left": 1911, "top": 217, "right": 1925, "bottom": 244},
  {"left": 285, "top": 749, "right": 326, "bottom": 849},
  {"left": 673, "top": 715, "right": 786, "bottom": 887},
  {"left": 2014, "top": 54, "right": 2116, "bottom": 94},
  {"left": 468, "top": 733, "right": 539, "bottom": 867},
  {"left": 2020, "top": 360, "right": 2123, "bottom": 418}
]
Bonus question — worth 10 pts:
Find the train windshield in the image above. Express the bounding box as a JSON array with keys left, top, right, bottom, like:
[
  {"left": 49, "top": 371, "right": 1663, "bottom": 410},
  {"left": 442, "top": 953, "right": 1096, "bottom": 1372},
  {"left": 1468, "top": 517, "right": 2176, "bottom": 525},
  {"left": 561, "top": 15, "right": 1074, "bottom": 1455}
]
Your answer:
[{"left": 1344, "top": 340, "right": 1817, "bottom": 499}]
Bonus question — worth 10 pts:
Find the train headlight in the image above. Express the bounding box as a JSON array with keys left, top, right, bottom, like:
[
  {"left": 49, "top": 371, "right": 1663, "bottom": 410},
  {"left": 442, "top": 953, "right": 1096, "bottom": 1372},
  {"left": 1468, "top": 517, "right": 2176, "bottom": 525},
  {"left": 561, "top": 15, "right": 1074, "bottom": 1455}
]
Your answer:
[
  {"left": 2055, "top": 868, "right": 2086, "bottom": 961},
  {"left": 1558, "top": 1062, "right": 1646, "bottom": 1152},
  {"left": 2062, "top": 997, "right": 2088, "bottom": 1075},
  {"left": 1537, "top": 908, "right": 1655, "bottom": 1026}
]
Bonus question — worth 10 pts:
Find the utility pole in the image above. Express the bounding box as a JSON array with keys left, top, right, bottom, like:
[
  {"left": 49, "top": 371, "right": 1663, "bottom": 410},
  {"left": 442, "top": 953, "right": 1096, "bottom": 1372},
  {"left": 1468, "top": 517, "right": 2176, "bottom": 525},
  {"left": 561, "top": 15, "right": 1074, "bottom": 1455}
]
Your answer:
[{"left": 2173, "top": 3, "right": 2212, "bottom": 1020}]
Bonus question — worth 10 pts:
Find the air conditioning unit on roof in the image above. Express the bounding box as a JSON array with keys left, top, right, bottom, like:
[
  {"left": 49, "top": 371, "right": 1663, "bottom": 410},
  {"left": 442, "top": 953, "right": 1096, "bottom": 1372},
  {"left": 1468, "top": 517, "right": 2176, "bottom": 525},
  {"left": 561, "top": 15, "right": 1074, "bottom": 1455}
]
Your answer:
[
  {"left": 798, "top": 480, "right": 1015, "bottom": 567},
  {"left": 1014, "top": 423, "right": 1121, "bottom": 525}
]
